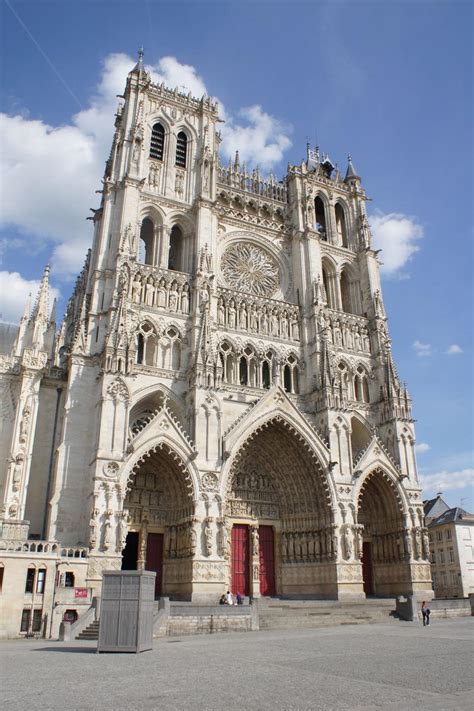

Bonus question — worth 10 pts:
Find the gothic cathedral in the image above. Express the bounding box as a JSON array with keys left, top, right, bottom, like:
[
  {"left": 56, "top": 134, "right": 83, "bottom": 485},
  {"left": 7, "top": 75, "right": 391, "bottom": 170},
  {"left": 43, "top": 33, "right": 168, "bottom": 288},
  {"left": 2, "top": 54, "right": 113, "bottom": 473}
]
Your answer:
[{"left": 0, "top": 54, "right": 432, "bottom": 637}]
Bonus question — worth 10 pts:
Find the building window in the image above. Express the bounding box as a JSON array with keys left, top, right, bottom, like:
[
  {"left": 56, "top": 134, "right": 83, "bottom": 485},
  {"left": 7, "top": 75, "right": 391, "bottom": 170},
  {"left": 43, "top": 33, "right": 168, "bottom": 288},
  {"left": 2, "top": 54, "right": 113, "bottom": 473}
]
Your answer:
[
  {"left": 150, "top": 123, "right": 165, "bottom": 160},
  {"left": 20, "top": 609, "right": 31, "bottom": 632},
  {"left": 446, "top": 529, "right": 452, "bottom": 540},
  {"left": 175, "top": 131, "right": 187, "bottom": 168},
  {"left": 64, "top": 572, "right": 75, "bottom": 587},
  {"left": 32, "top": 610, "right": 42, "bottom": 633},
  {"left": 430, "top": 552, "right": 435, "bottom": 563},
  {"left": 436, "top": 531, "right": 442, "bottom": 542},
  {"left": 36, "top": 569, "right": 46, "bottom": 594},
  {"left": 439, "top": 550, "right": 444, "bottom": 564},
  {"left": 25, "top": 568, "right": 35, "bottom": 593},
  {"left": 314, "top": 196, "right": 327, "bottom": 238},
  {"left": 448, "top": 548, "right": 455, "bottom": 563}
]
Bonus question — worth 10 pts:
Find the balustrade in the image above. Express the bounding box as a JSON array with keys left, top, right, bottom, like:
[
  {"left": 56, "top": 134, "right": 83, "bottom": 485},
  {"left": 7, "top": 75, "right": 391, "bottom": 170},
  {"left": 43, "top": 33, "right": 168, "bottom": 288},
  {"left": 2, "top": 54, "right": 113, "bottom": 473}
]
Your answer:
[{"left": 217, "top": 165, "right": 287, "bottom": 202}]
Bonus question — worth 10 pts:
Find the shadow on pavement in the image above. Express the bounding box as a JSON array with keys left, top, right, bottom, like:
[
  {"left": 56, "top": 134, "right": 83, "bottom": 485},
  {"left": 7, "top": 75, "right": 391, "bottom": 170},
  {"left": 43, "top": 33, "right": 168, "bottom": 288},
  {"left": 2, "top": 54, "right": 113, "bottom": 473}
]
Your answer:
[{"left": 32, "top": 646, "right": 97, "bottom": 654}]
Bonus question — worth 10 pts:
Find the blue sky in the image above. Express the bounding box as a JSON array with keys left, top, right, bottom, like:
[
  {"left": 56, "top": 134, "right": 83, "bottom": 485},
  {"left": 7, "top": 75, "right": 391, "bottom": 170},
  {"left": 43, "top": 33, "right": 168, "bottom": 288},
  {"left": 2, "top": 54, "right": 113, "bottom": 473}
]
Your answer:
[{"left": 1, "top": 0, "right": 472, "bottom": 509}]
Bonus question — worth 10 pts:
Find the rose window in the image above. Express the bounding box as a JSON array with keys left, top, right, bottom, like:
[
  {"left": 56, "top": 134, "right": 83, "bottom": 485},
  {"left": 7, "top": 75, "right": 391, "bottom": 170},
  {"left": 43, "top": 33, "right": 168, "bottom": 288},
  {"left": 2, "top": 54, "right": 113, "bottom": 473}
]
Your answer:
[{"left": 221, "top": 243, "right": 280, "bottom": 297}]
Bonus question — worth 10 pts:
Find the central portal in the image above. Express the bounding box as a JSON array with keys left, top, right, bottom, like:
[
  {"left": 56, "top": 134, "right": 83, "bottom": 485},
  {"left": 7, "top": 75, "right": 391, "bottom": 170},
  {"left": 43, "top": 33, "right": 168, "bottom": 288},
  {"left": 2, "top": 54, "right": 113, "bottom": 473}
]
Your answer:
[
  {"left": 230, "top": 523, "right": 276, "bottom": 597},
  {"left": 226, "top": 419, "right": 333, "bottom": 598}
]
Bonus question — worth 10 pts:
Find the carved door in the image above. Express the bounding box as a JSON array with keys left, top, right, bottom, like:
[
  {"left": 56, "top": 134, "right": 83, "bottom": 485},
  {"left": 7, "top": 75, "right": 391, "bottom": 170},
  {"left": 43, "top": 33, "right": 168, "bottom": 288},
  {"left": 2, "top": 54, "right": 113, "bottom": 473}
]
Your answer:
[
  {"left": 146, "top": 533, "right": 164, "bottom": 597},
  {"left": 362, "top": 541, "right": 374, "bottom": 595},
  {"left": 231, "top": 524, "right": 250, "bottom": 596},
  {"left": 259, "top": 525, "right": 275, "bottom": 596}
]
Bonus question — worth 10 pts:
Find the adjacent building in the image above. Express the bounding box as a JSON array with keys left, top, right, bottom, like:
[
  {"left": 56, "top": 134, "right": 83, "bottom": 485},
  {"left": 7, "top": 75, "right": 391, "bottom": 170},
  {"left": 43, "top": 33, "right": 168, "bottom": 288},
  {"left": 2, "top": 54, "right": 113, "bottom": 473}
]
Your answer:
[{"left": 424, "top": 496, "right": 474, "bottom": 598}]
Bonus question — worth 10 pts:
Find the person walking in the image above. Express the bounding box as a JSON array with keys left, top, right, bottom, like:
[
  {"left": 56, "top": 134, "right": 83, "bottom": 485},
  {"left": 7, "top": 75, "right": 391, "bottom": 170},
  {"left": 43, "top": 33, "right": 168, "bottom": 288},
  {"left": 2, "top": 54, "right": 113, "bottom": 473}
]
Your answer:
[{"left": 421, "top": 601, "right": 431, "bottom": 626}]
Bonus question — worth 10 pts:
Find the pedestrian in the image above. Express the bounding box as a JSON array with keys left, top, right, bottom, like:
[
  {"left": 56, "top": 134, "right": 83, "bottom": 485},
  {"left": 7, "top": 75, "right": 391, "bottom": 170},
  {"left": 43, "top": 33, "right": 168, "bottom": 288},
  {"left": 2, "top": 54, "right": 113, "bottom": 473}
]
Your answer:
[
  {"left": 421, "top": 601, "right": 430, "bottom": 626},
  {"left": 226, "top": 590, "right": 233, "bottom": 605},
  {"left": 236, "top": 591, "right": 242, "bottom": 605}
]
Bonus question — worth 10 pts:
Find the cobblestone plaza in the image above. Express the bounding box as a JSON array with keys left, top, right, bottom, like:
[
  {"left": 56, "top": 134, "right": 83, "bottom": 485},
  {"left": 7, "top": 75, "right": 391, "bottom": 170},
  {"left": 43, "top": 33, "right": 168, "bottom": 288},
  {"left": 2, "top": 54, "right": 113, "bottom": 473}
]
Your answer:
[{"left": 2, "top": 618, "right": 472, "bottom": 710}]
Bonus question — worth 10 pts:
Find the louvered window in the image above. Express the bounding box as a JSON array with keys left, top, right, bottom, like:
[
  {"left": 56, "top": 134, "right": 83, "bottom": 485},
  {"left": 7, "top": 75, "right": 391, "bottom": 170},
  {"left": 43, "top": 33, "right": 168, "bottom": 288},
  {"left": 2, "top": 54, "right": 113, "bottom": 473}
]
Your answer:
[
  {"left": 150, "top": 123, "right": 164, "bottom": 160},
  {"left": 175, "top": 131, "right": 187, "bottom": 168}
]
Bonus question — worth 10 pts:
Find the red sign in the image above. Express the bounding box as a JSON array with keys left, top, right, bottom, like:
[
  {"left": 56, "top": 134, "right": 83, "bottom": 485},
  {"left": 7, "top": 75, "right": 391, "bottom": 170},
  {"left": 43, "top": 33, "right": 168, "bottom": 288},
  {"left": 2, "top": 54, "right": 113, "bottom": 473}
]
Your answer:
[{"left": 74, "top": 587, "right": 88, "bottom": 598}]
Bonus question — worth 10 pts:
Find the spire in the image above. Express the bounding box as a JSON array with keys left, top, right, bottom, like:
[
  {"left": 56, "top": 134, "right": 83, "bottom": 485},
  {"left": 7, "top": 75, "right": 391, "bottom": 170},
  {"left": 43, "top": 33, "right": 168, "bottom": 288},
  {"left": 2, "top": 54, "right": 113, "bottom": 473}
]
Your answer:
[
  {"left": 49, "top": 298, "right": 57, "bottom": 327},
  {"left": 31, "top": 264, "right": 51, "bottom": 324},
  {"left": 21, "top": 293, "right": 32, "bottom": 323},
  {"left": 344, "top": 154, "right": 359, "bottom": 182},
  {"left": 130, "top": 46, "right": 146, "bottom": 78},
  {"left": 13, "top": 293, "right": 32, "bottom": 356}
]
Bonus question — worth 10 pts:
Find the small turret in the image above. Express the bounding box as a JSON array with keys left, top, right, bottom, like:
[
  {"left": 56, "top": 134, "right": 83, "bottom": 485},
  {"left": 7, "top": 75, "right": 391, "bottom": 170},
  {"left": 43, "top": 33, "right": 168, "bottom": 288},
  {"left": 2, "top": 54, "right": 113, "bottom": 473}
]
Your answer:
[{"left": 344, "top": 154, "right": 360, "bottom": 184}]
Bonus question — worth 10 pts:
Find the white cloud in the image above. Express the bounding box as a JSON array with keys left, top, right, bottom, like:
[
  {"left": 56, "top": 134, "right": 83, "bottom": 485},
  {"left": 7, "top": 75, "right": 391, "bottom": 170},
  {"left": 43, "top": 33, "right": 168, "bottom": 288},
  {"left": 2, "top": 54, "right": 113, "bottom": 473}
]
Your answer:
[
  {"left": 446, "top": 344, "right": 463, "bottom": 355},
  {"left": 221, "top": 105, "right": 292, "bottom": 170},
  {"left": 413, "top": 340, "right": 432, "bottom": 357},
  {"left": 419, "top": 468, "right": 474, "bottom": 497},
  {"left": 0, "top": 53, "right": 293, "bottom": 281},
  {"left": 0, "top": 270, "right": 60, "bottom": 324},
  {"left": 149, "top": 56, "right": 208, "bottom": 100},
  {"left": 415, "top": 443, "right": 431, "bottom": 454},
  {"left": 370, "top": 212, "right": 423, "bottom": 277}
]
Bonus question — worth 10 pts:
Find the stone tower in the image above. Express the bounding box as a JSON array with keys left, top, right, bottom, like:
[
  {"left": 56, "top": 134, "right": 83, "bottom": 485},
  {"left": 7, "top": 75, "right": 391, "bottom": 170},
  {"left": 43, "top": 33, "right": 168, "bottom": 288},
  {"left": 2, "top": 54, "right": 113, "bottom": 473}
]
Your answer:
[{"left": 0, "top": 54, "right": 432, "bottom": 627}]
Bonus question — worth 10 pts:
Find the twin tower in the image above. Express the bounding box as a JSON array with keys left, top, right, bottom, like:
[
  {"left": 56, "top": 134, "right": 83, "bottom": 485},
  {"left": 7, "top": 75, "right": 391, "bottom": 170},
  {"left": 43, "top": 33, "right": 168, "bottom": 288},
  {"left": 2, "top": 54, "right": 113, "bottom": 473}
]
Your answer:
[{"left": 0, "top": 54, "right": 432, "bottom": 636}]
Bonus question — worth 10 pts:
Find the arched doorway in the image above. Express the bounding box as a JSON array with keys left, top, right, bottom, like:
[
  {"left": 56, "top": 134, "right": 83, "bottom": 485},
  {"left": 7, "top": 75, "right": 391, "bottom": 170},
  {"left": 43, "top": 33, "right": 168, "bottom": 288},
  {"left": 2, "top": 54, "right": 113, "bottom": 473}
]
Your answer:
[
  {"left": 122, "top": 443, "right": 195, "bottom": 599},
  {"left": 225, "top": 419, "right": 334, "bottom": 598},
  {"left": 357, "top": 470, "right": 407, "bottom": 596}
]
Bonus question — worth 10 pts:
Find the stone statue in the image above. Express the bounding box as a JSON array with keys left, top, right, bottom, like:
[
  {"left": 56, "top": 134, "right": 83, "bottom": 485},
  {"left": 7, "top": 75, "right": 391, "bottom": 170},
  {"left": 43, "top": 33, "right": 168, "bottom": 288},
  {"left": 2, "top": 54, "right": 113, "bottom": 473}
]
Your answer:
[
  {"left": 132, "top": 274, "right": 142, "bottom": 304},
  {"left": 169, "top": 284, "right": 178, "bottom": 311},
  {"left": 19, "top": 405, "right": 31, "bottom": 444},
  {"left": 251, "top": 526, "right": 259, "bottom": 557},
  {"left": 181, "top": 283, "right": 190, "bottom": 313},
  {"left": 204, "top": 518, "right": 213, "bottom": 556},
  {"left": 145, "top": 277, "right": 155, "bottom": 306},
  {"left": 89, "top": 508, "right": 99, "bottom": 550},
  {"left": 157, "top": 278, "right": 167, "bottom": 308},
  {"left": 217, "top": 297, "right": 225, "bottom": 325}
]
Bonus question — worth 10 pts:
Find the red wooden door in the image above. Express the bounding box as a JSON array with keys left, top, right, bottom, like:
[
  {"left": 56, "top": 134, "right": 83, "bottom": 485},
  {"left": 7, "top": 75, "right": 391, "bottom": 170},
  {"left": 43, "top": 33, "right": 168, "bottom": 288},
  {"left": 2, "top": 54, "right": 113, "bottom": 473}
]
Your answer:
[
  {"left": 146, "top": 532, "right": 164, "bottom": 597},
  {"left": 259, "top": 525, "right": 276, "bottom": 596},
  {"left": 231, "top": 524, "right": 250, "bottom": 596},
  {"left": 362, "top": 541, "right": 374, "bottom": 595}
]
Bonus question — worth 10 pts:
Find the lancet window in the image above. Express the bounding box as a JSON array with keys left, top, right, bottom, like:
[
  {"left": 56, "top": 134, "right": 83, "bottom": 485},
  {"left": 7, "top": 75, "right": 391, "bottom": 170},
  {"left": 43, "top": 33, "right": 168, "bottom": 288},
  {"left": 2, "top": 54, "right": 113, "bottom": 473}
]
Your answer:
[
  {"left": 218, "top": 341, "right": 299, "bottom": 392},
  {"left": 150, "top": 123, "right": 165, "bottom": 160},
  {"left": 135, "top": 322, "right": 182, "bottom": 371},
  {"left": 335, "top": 203, "right": 348, "bottom": 248},
  {"left": 175, "top": 131, "right": 188, "bottom": 168},
  {"left": 314, "top": 196, "right": 327, "bottom": 239},
  {"left": 354, "top": 366, "right": 370, "bottom": 403}
]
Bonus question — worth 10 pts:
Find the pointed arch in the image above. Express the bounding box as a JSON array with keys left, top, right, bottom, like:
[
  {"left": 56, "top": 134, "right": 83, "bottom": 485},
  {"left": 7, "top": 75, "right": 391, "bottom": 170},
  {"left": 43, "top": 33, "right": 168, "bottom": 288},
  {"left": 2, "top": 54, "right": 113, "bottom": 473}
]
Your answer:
[{"left": 335, "top": 201, "right": 348, "bottom": 248}]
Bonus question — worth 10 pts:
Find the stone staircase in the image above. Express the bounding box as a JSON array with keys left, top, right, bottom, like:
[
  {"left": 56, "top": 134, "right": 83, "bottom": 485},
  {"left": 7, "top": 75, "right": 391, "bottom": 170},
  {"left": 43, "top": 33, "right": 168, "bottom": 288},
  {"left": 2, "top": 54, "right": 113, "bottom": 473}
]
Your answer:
[
  {"left": 76, "top": 620, "right": 100, "bottom": 640},
  {"left": 258, "top": 598, "right": 398, "bottom": 631},
  {"left": 73, "top": 599, "right": 399, "bottom": 641}
]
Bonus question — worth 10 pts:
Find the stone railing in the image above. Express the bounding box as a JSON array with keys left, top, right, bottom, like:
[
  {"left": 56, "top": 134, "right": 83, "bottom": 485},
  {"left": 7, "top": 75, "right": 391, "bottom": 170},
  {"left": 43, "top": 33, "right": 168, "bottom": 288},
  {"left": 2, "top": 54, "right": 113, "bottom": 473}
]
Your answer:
[
  {"left": 217, "top": 165, "right": 287, "bottom": 203},
  {"left": 129, "top": 264, "right": 191, "bottom": 314},
  {"left": 216, "top": 286, "right": 300, "bottom": 342},
  {"left": 0, "top": 539, "right": 88, "bottom": 558}
]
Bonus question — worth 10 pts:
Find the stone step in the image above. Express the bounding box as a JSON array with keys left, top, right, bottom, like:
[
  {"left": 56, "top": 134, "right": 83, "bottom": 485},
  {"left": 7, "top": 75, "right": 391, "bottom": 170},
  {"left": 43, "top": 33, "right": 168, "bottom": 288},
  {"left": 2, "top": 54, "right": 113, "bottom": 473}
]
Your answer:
[{"left": 76, "top": 620, "right": 100, "bottom": 640}]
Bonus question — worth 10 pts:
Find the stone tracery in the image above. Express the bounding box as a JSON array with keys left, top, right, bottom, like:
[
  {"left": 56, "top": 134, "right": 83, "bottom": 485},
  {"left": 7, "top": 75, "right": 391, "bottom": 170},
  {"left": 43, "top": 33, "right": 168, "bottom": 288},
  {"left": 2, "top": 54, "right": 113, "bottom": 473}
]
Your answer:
[{"left": 221, "top": 243, "right": 280, "bottom": 297}]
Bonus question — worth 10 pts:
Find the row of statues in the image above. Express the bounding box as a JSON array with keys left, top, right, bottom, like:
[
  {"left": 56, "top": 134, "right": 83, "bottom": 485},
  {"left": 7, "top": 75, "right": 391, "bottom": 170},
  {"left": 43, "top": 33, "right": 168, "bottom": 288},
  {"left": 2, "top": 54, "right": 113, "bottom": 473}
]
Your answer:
[
  {"left": 218, "top": 294, "right": 300, "bottom": 340},
  {"left": 130, "top": 271, "right": 191, "bottom": 313},
  {"left": 319, "top": 313, "right": 371, "bottom": 353}
]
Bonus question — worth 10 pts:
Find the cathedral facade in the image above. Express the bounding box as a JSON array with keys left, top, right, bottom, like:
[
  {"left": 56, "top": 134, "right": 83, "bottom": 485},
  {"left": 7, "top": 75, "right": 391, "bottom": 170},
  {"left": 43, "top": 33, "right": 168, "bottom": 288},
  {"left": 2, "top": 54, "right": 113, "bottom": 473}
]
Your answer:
[{"left": 0, "top": 55, "right": 432, "bottom": 637}]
